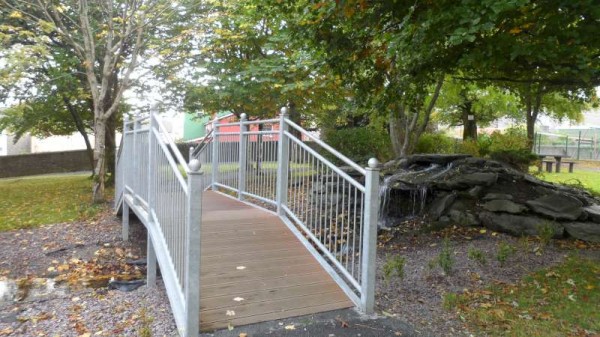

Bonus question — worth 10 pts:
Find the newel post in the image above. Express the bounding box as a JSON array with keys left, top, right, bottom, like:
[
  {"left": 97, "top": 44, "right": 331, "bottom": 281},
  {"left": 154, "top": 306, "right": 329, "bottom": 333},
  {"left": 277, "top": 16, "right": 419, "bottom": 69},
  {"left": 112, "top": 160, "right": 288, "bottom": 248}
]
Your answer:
[
  {"left": 121, "top": 115, "right": 130, "bottom": 241},
  {"left": 211, "top": 118, "right": 219, "bottom": 191},
  {"left": 146, "top": 108, "right": 158, "bottom": 287},
  {"left": 238, "top": 113, "right": 248, "bottom": 200},
  {"left": 361, "top": 158, "right": 380, "bottom": 314},
  {"left": 184, "top": 159, "right": 202, "bottom": 337},
  {"left": 275, "top": 107, "right": 289, "bottom": 215}
]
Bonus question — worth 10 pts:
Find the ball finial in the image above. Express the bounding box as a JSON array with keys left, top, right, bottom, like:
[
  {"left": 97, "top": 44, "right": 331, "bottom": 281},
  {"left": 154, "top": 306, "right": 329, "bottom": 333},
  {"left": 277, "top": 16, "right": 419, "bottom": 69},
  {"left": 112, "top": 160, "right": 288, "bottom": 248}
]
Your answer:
[
  {"left": 188, "top": 159, "right": 202, "bottom": 172},
  {"left": 367, "top": 158, "right": 379, "bottom": 169},
  {"left": 280, "top": 107, "right": 288, "bottom": 115},
  {"left": 240, "top": 113, "right": 247, "bottom": 121}
]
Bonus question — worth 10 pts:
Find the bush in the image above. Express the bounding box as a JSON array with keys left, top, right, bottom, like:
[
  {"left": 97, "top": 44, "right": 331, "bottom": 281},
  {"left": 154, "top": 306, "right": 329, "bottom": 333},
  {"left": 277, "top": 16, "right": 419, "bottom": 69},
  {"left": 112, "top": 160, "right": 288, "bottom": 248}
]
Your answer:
[
  {"left": 489, "top": 149, "right": 539, "bottom": 172},
  {"left": 457, "top": 139, "right": 481, "bottom": 157},
  {"left": 382, "top": 254, "right": 406, "bottom": 282},
  {"left": 322, "top": 127, "right": 393, "bottom": 164},
  {"left": 414, "top": 133, "right": 457, "bottom": 154},
  {"left": 488, "top": 127, "right": 529, "bottom": 153},
  {"left": 438, "top": 238, "right": 454, "bottom": 274}
]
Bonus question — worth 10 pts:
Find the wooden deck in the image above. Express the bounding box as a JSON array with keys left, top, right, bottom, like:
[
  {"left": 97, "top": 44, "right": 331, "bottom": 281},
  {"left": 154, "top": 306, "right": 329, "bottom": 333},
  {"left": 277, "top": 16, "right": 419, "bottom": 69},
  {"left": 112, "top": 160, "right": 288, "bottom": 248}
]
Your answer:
[{"left": 199, "top": 191, "right": 353, "bottom": 331}]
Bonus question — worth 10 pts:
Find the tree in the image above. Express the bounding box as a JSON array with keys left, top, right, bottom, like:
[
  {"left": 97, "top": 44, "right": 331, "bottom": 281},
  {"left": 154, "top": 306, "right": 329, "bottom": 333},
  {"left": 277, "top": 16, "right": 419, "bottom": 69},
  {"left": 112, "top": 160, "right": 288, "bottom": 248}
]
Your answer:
[
  {"left": 435, "top": 79, "right": 522, "bottom": 140},
  {"left": 1, "top": 0, "right": 199, "bottom": 201},
  {"left": 184, "top": 0, "right": 348, "bottom": 126},
  {"left": 296, "top": 0, "right": 599, "bottom": 153}
]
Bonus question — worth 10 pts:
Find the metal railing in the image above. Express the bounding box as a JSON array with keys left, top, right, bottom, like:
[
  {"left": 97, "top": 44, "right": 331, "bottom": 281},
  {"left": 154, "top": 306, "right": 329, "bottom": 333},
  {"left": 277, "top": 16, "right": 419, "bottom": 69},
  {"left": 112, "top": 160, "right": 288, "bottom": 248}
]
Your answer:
[
  {"left": 197, "top": 108, "right": 380, "bottom": 313},
  {"left": 116, "top": 111, "right": 201, "bottom": 337}
]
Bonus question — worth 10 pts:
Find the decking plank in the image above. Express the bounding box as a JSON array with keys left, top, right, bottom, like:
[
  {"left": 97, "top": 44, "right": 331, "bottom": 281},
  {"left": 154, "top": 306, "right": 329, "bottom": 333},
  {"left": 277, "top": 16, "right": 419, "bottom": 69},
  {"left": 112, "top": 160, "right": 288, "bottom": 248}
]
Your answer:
[{"left": 198, "top": 191, "right": 353, "bottom": 331}]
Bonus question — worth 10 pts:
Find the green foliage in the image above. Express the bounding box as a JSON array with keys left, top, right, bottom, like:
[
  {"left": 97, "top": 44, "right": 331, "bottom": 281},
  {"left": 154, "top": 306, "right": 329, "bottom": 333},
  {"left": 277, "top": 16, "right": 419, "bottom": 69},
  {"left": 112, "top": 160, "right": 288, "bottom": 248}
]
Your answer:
[
  {"left": 414, "top": 133, "right": 457, "bottom": 155},
  {"left": 538, "top": 174, "right": 600, "bottom": 198},
  {"left": 489, "top": 149, "right": 539, "bottom": 172},
  {"left": 457, "top": 140, "right": 481, "bottom": 157},
  {"left": 322, "top": 127, "right": 393, "bottom": 164},
  {"left": 488, "top": 128, "right": 530, "bottom": 153},
  {"left": 382, "top": 255, "right": 406, "bottom": 282},
  {"left": 438, "top": 239, "right": 455, "bottom": 275},
  {"left": 467, "top": 247, "right": 487, "bottom": 265},
  {"left": 0, "top": 174, "right": 106, "bottom": 231},
  {"left": 536, "top": 222, "right": 556, "bottom": 247},
  {"left": 496, "top": 242, "right": 516, "bottom": 266}
]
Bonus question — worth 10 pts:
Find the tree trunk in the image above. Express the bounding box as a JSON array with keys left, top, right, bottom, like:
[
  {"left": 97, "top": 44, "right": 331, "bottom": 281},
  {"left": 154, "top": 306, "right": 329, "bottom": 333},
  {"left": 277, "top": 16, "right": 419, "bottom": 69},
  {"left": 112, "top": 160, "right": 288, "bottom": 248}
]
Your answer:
[
  {"left": 462, "top": 102, "right": 477, "bottom": 141},
  {"left": 104, "top": 112, "right": 117, "bottom": 187},
  {"left": 92, "top": 118, "right": 107, "bottom": 203},
  {"left": 389, "top": 106, "right": 405, "bottom": 158}
]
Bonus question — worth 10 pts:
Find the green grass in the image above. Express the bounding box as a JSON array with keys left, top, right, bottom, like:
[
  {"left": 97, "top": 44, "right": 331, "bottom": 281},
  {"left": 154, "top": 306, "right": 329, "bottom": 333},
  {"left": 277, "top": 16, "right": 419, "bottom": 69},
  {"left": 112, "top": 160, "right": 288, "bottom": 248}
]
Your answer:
[
  {"left": 446, "top": 256, "right": 600, "bottom": 336},
  {"left": 536, "top": 170, "right": 600, "bottom": 196},
  {"left": 0, "top": 174, "right": 105, "bottom": 231}
]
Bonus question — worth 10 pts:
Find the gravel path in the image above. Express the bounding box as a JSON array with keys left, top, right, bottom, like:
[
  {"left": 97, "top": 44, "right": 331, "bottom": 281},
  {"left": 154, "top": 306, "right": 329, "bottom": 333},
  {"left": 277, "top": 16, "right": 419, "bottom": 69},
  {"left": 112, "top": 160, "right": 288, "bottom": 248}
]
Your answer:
[{"left": 0, "top": 209, "right": 177, "bottom": 337}]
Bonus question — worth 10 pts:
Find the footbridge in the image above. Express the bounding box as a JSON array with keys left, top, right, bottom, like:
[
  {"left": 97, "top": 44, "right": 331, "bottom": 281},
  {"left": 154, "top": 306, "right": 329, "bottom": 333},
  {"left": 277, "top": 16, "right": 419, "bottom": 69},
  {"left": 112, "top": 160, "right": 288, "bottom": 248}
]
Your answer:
[{"left": 114, "top": 108, "right": 380, "bottom": 336}]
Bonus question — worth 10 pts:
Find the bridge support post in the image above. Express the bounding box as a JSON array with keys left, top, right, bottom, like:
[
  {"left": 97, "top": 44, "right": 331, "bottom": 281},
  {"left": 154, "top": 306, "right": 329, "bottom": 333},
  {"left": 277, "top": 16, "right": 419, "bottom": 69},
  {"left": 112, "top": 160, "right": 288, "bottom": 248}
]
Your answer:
[
  {"left": 238, "top": 113, "right": 248, "bottom": 200},
  {"left": 276, "top": 107, "right": 289, "bottom": 215},
  {"left": 122, "top": 202, "right": 130, "bottom": 241},
  {"left": 147, "top": 234, "right": 157, "bottom": 287},
  {"left": 361, "top": 158, "right": 380, "bottom": 314},
  {"left": 211, "top": 119, "right": 219, "bottom": 191},
  {"left": 184, "top": 159, "right": 203, "bottom": 337}
]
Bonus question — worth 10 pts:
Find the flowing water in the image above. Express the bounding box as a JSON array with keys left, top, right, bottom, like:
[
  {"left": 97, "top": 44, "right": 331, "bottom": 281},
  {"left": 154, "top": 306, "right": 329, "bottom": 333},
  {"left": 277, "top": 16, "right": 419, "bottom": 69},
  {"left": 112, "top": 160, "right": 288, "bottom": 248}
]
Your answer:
[{"left": 378, "top": 163, "right": 454, "bottom": 228}]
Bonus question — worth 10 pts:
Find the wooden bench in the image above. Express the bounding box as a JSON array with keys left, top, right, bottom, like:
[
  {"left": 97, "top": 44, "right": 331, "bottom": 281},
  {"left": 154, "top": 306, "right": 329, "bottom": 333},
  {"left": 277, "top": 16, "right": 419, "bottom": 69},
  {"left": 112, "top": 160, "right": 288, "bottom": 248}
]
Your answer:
[
  {"left": 541, "top": 160, "right": 554, "bottom": 173},
  {"left": 561, "top": 161, "right": 576, "bottom": 173}
]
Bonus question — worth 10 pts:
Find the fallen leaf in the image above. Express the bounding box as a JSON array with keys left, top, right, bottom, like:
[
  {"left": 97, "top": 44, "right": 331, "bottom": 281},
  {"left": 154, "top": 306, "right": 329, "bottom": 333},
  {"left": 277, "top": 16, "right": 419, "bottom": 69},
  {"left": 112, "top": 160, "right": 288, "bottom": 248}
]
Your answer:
[
  {"left": 284, "top": 325, "right": 295, "bottom": 330},
  {"left": 236, "top": 266, "right": 246, "bottom": 270},
  {"left": 239, "top": 333, "right": 248, "bottom": 337},
  {"left": 233, "top": 297, "right": 244, "bottom": 302},
  {"left": 228, "top": 323, "right": 234, "bottom": 331},
  {"left": 226, "top": 310, "right": 236, "bottom": 316}
]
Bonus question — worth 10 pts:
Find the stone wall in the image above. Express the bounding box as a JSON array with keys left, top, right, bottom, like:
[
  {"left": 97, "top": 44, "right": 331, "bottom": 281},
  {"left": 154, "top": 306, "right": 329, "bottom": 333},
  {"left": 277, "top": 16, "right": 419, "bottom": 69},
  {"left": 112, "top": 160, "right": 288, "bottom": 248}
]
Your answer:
[{"left": 0, "top": 150, "right": 91, "bottom": 178}]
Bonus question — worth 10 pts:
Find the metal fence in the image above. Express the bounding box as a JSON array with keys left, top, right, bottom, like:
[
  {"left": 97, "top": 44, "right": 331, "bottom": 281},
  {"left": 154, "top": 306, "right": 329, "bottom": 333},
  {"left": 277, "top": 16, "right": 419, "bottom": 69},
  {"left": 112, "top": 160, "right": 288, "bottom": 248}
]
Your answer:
[
  {"left": 116, "top": 112, "right": 201, "bottom": 337},
  {"left": 193, "top": 109, "right": 380, "bottom": 312},
  {"left": 534, "top": 130, "right": 600, "bottom": 160}
]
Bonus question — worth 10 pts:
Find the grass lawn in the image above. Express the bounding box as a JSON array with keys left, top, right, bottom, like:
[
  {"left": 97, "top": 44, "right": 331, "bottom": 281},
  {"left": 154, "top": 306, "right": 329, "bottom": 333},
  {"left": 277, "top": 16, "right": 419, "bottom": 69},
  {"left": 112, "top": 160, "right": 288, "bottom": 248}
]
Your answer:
[
  {"left": 0, "top": 174, "right": 105, "bottom": 231},
  {"left": 537, "top": 170, "right": 600, "bottom": 196},
  {"left": 446, "top": 256, "right": 599, "bottom": 336}
]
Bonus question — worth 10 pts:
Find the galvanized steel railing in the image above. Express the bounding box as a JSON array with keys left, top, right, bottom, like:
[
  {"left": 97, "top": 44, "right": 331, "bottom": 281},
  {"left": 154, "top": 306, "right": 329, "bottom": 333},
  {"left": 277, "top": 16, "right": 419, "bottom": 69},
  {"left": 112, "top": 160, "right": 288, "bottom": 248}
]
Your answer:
[
  {"left": 116, "top": 111, "right": 201, "bottom": 337},
  {"left": 197, "top": 108, "right": 380, "bottom": 313}
]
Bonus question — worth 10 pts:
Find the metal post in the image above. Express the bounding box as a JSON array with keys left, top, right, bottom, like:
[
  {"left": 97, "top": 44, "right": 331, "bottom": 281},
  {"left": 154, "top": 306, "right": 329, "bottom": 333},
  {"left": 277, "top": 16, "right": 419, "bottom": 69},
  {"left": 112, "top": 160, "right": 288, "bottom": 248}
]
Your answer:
[
  {"left": 122, "top": 202, "right": 130, "bottom": 241},
  {"left": 148, "top": 109, "right": 157, "bottom": 215},
  {"left": 276, "top": 107, "right": 289, "bottom": 215},
  {"left": 565, "top": 136, "right": 569, "bottom": 156},
  {"left": 238, "top": 113, "right": 248, "bottom": 200},
  {"left": 211, "top": 119, "right": 219, "bottom": 191},
  {"left": 147, "top": 233, "right": 157, "bottom": 287},
  {"left": 538, "top": 133, "right": 542, "bottom": 153},
  {"left": 577, "top": 131, "right": 581, "bottom": 160},
  {"left": 533, "top": 132, "right": 537, "bottom": 153},
  {"left": 361, "top": 158, "right": 380, "bottom": 314},
  {"left": 184, "top": 159, "right": 202, "bottom": 337}
]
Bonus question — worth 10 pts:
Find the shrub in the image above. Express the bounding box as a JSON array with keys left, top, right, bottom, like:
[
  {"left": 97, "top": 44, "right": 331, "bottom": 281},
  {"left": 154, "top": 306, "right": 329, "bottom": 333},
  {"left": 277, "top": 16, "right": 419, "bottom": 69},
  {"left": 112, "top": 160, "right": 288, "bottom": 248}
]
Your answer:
[
  {"left": 488, "top": 127, "right": 530, "bottom": 153},
  {"left": 457, "top": 139, "right": 481, "bottom": 157},
  {"left": 496, "top": 242, "right": 515, "bottom": 266},
  {"left": 467, "top": 247, "right": 487, "bottom": 265},
  {"left": 414, "top": 133, "right": 457, "bottom": 154},
  {"left": 382, "top": 254, "right": 406, "bottom": 282},
  {"left": 489, "top": 149, "right": 539, "bottom": 172},
  {"left": 438, "top": 238, "right": 454, "bottom": 274},
  {"left": 536, "top": 221, "right": 557, "bottom": 247},
  {"left": 322, "top": 126, "right": 393, "bottom": 164}
]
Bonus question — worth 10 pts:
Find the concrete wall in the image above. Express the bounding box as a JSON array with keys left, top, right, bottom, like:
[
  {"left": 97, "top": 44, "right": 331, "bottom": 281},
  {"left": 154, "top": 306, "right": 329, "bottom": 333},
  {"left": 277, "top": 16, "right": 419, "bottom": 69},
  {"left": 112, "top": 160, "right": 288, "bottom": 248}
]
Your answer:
[{"left": 0, "top": 150, "right": 91, "bottom": 178}]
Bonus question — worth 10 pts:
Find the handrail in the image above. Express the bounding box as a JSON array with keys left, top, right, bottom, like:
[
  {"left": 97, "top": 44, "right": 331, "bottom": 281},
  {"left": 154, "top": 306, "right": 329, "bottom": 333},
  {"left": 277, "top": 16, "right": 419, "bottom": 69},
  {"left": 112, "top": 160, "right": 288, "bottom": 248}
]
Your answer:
[
  {"left": 190, "top": 128, "right": 213, "bottom": 159},
  {"left": 284, "top": 118, "right": 366, "bottom": 175},
  {"left": 154, "top": 114, "right": 190, "bottom": 172}
]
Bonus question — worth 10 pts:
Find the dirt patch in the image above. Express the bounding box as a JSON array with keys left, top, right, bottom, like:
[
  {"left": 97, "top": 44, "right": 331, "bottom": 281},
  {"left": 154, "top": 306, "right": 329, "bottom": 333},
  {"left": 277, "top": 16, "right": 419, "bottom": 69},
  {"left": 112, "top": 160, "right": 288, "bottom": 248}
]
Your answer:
[{"left": 375, "top": 222, "right": 600, "bottom": 336}]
